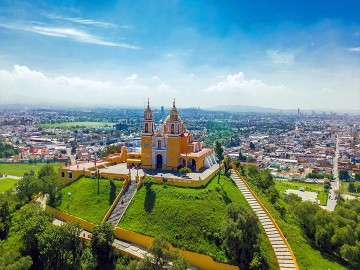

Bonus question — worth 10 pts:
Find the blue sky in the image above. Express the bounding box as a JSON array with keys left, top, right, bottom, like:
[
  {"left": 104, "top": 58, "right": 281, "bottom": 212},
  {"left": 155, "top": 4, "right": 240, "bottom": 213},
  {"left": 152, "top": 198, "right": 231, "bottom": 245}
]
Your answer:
[{"left": 0, "top": 0, "right": 359, "bottom": 110}]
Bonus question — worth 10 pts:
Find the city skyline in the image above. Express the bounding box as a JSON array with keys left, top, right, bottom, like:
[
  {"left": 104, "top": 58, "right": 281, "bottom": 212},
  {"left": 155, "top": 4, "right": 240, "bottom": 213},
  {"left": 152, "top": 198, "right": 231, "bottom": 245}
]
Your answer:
[{"left": 0, "top": 0, "right": 359, "bottom": 110}]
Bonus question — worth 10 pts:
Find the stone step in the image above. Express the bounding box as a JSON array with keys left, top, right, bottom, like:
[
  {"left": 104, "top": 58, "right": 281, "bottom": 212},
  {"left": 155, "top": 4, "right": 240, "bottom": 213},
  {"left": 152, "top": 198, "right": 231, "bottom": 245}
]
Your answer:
[
  {"left": 278, "top": 259, "right": 295, "bottom": 265},
  {"left": 274, "top": 248, "right": 290, "bottom": 253},
  {"left": 277, "top": 255, "right": 293, "bottom": 262},
  {"left": 278, "top": 265, "right": 296, "bottom": 270},
  {"left": 107, "top": 180, "right": 138, "bottom": 226},
  {"left": 275, "top": 251, "right": 292, "bottom": 257}
]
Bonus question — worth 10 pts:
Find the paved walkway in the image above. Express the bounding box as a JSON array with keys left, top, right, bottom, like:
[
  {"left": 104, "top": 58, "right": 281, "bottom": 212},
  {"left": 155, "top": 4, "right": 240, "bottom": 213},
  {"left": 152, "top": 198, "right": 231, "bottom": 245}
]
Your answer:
[
  {"left": 284, "top": 189, "right": 318, "bottom": 203},
  {"left": 231, "top": 170, "right": 297, "bottom": 270},
  {"left": 107, "top": 180, "right": 138, "bottom": 226},
  {"left": 327, "top": 135, "right": 339, "bottom": 211},
  {"left": 0, "top": 174, "right": 22, "bottom": 179},
  {"left": 99, "top": 162, "right": 220, "bottom": 181}
]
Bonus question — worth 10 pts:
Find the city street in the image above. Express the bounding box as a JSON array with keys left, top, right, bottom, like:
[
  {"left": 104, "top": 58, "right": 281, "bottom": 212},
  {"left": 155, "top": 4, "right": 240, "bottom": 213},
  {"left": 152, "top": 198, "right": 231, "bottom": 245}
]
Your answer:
[{"left": 326, "top": 135, "right": 339, "bottom": 211}]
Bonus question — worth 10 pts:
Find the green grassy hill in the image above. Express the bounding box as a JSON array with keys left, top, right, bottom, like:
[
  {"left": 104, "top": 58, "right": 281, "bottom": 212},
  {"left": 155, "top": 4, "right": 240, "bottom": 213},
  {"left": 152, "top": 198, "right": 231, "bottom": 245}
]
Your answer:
[
  {"left": 120, "top": 175, "right": 278, "bottom": 268},
  {"left": 57, "top": 177, "right": 123, "bottom": 224}
]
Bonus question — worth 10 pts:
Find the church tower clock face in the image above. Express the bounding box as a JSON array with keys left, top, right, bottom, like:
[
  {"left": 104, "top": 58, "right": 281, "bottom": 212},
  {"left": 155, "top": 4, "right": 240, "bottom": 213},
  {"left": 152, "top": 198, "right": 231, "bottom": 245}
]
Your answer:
[{"left": 144, "top": 142, "right": 149, "bottom": 148}]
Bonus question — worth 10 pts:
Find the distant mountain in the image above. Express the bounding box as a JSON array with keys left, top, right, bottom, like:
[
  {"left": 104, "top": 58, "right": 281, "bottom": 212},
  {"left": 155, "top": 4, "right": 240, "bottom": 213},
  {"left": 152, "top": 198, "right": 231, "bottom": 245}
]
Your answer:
[
  {"left": 205, "top": 105, "right": 284, "bottom": 113},
  {"left": 205, "top": 105, "right": 360, "bottom": 115}
]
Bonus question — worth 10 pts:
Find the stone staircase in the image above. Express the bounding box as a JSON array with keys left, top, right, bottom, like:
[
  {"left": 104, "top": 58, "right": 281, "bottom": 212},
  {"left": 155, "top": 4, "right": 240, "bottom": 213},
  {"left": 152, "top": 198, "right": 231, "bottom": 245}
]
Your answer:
[
  {"left": 231, "top": 171, "right": 297, "bottom": 270},
  {"left": 107, "top": 180, "right": 137, "bottom": 226}
]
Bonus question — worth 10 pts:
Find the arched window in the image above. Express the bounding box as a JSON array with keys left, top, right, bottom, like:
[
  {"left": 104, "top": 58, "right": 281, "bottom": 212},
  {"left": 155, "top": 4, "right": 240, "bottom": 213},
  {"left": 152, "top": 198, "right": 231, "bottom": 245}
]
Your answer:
[
  {"left": 171, "top": 124, "right": 174, "bottom": 134},
  {"left": 158, "top": 140, "right": 161, "bottom": 148},
  {"left": 145, "top": 123, "right": 149, "bottom": 133}
]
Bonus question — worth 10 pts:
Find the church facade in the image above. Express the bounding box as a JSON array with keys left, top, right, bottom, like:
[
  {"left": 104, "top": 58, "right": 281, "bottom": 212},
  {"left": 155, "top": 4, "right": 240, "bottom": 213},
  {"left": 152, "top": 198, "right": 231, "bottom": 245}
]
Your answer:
[{"left": 140, "top": 100, "right": 216, "bottom": 171}]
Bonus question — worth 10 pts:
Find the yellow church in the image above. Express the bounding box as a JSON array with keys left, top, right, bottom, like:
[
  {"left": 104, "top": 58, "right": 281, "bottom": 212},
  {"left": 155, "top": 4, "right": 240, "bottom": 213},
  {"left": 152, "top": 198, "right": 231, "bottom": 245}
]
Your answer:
[
  {"left": 135, "top": 99, "right": 216, "bottom": 172},
  {"left": 57, "top": 99, "right": 217, "bottom": 183}
]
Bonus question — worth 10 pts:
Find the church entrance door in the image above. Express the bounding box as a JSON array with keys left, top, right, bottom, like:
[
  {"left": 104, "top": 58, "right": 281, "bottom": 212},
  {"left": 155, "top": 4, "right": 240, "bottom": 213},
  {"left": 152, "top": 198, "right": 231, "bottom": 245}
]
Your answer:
[{"left": 156, "top": 154, "right": 163, "bottom": 169}]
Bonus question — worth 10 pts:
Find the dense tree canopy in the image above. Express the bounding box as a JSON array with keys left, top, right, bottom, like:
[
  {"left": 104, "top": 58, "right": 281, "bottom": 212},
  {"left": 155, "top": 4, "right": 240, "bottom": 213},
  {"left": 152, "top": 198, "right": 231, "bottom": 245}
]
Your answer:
[
  {"left": 0, "top": 141, "right": 19, "bottom": 159},
  {"left": 222, "top": 203, "right": 263, "bottom": 269}
]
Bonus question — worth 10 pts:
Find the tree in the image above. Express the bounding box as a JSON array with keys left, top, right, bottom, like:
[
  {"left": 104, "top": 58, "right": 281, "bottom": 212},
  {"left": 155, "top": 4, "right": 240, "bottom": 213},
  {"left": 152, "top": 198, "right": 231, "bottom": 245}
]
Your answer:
[
  {"left": 16, "top": 174, "right": 41, "bottom": 202},
  {"left": 355, "top": 172, "right": 360, "bottom": 181},
  {"left": 222, "top": 204, "right": 261, "bottom": 269},
  {"left": 110, "top": 179, "right": 117, "bottom": 204},
  {"left": 80, "top": 246, "right": 97, "bottom": 270},
  {"left": 339, "top": 170, "right": 350, "bottom": 181},
  {"left": 223, "top": 156, "right": 231, "bottom": 177},
  {"left": 294, "top": 201, "right": 320, "bottom": 238},
  {"left": 14, "top": 204, "right": 54, "bottom": 267},
  {"left": 70, "top": 140, "right": 78, "bottom": 155},
  {"left": 324, "top": 179, "right": 331, "bottom": 192},
  {"left": 91, "top": 222, "right": 115, "bottom": 268},
  {"left": 38, "top": 164, "right": 62, "bottom": 206},
  {"left": 0, "top": 196, "right": 11, "bottom": 239},
  {"left": 37, "top": 222, "right": 82, "bottom": 270},
  {"left": 143, "top": 176, "right": 155, "bottom": 192},
  {"left": 340, "top": 243, "right": 360, "bottom": 268},
  {"left": 115, "top": 255, "right": 138, "bottom": 270},
  {"left": 179, "top": 167, "right": 191, "bottom": 176},
  {"left": 0, "top": 247, "right": 32, "bottom": 270},
  {"left": 139, "top": 236, "right": 188, "bottom": 270},
  {"left": 214, "top": 140, "right": 224, "bottom": 183},
  {"left": 348, "top": 182, "right": 356, "bottom": 193}
]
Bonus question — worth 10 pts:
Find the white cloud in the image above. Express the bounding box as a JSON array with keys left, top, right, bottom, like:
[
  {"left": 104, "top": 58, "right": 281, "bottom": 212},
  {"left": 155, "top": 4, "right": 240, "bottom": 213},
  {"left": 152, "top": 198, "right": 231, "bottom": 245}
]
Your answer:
[
  {"left": 0, "top": 65, "right": 148, "bottom": 105},
  {"left": 266, "top": 50, "right": 295, "bottom": 65},
  {"left": 205, "top": 72, "right": 285, "bottom": 95},
  {"left": 46, "top": 14, "right": 120, "bottom": 28},
  {"left": 158, "top": 83, "right": 168, "bottom": 89},
  {"left": 347, "top": 47, "right": 360, "bottom": 53},
  {"left": 189, "top": 74, "right": 195, "bottom": 77},
  {"left": 152, "top": 76, "right": 160, "bottom": 80},
  {"left": 125, "top": 74, "right": 138, "bottom": 80},
  {"left": 0, "top": 22, "right": 139, "bottom": 49}
]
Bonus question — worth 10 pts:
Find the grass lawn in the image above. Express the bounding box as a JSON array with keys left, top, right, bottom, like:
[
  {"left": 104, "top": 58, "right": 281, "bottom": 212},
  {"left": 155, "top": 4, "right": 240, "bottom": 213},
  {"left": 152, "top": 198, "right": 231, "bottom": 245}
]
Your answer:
[
  {"left": 0, "top": 178, "right": 18, "bottom": 192},
  {"left": 247, "top": 181, "right": 349, "bottom": 270},
  {"left": 0, "top": 162, "right": 63, "bottom": 177},
  {"left": 120, "top": 175, "right": 278, "bottom": 268},
  {"left": 38, "top": 121, "right": 114, "bottom": 129},
  {"left": 57, "top": 177, "right": 123, "bottom": 224},
  {"left": 340, "top": 181, "right": 360, "bottom": 197},
  {"left": 275, "top": 180, "right": 328, "bottom": 205}
]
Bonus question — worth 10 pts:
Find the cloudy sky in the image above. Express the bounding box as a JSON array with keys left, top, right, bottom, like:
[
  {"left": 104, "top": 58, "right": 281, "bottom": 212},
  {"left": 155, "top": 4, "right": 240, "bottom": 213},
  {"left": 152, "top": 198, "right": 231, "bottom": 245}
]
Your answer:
[{"left": 0, "top": 0, "right": 359, "bottom": 110}]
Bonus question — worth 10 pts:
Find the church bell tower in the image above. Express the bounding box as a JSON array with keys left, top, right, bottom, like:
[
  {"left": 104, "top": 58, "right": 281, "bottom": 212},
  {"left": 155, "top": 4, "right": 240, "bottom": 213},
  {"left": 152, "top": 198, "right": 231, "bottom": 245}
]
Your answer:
[{"left": 141, "top": 99, "right": 154, "bottom": 168}]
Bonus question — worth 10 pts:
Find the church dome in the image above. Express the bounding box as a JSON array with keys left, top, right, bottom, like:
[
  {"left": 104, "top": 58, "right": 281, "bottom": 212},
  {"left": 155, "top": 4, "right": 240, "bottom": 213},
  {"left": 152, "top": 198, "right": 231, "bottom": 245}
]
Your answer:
[
  {"left": 164, "top": 114, "right": 181, "bottom": 124},
  {"left": 164, "top": 99, "right": 181, "bottom": 124}
]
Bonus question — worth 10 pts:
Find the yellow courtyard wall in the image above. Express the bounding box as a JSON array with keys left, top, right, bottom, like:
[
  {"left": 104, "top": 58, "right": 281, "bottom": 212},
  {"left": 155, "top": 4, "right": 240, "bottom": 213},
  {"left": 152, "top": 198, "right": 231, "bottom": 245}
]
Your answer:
[
  {"left": 114, "top": 227, "right": 239, "bottom": 270},
  {"left": 143, "top": 164, "right": 221, "bottom": 187},
  {"left": 45, "top": 205, "right": 95, "bottom": 232}
]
